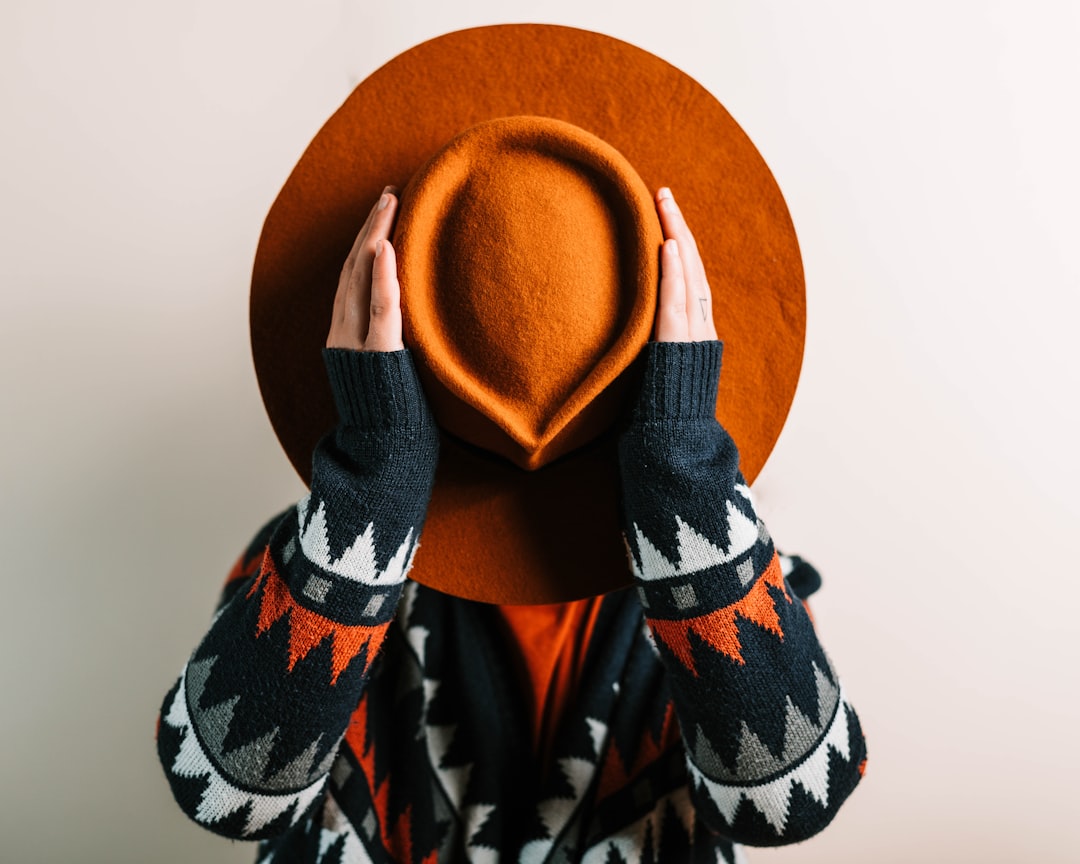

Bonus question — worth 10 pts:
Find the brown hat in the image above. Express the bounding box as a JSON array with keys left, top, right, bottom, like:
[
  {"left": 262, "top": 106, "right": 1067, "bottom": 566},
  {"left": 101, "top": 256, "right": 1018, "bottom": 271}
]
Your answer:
[{"left": 250, "top": 24, "right": 806, "bottom": 604}]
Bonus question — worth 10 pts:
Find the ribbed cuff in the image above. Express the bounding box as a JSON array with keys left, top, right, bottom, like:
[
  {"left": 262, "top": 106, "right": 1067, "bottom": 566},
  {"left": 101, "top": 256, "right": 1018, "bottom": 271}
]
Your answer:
[
  {"left": 322, "top": 348, "right": 433, "bottom": 433},
  {"left": 634, "top": 340, "right": 723, "bottom": 421}
]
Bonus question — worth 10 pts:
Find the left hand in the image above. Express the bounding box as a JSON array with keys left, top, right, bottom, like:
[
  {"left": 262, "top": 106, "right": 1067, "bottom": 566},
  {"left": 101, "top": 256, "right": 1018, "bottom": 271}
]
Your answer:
[
  {"left": 652, "top": 187, "right": 719, "bottom": 343},
  {"left": 326, "top": 185, "right": 405, "bottom": 353}
]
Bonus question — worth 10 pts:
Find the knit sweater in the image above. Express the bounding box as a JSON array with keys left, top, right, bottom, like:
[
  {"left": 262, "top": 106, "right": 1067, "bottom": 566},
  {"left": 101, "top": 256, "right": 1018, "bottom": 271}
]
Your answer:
[{"left": 156, "top": 341, "right": 867, "bottom": 863}]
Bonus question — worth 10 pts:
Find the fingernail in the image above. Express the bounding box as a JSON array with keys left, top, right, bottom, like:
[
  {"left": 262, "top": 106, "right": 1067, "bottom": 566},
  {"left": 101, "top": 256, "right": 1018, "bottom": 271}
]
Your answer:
[
  {"left": 658, "top": 187, "right": 672, "bottom": 200},
  {"left": 375, "top": 239, "right": 384, "bottom": 256},
  {"left": 377, "top": 194, "right": 389, "bottom": 211}
]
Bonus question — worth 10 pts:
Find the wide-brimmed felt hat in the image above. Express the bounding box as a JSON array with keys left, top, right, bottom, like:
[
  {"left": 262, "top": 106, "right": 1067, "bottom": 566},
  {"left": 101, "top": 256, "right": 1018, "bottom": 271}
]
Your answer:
[{"left": 250, "top": 23, "right": 806, "bottom": 604}]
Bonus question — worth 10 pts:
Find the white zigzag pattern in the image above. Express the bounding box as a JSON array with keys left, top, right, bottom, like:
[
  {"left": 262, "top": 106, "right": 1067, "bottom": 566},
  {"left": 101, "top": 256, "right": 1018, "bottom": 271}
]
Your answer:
[
  {"left": 687, "top": 686, "right": 854, "bottom": 836},
  {"left": 519, "top": 755, "right": 596, "bottom": 864},
  {"left": 316, "top": 791, "right": 374, "bottom": 864},
  {"left": 163, "top": 668, "right": 326, "bottom": 836},
  {"left": 625, "top": 501, "right": 761, "bottom": 582},
  {"left": 585, "top": 717, "right": 608, "bottom": 759},
  {"left": 419, "top": 676, "right": 505, "bottom": 864},
  {"left": 578, "top": 786, "right": 746, "bottom": 864},
  {"left": 296, "top": 494, "right": 417, "bottom": 585},
  {"left": 397, "top": 591, "right": 500, "bottom": 864},
  {"left": 462, "top": 803, "right": 498, "bottom": 864},
  {"left": 423, "top": 693, "right": 472, "bottom": 812}
]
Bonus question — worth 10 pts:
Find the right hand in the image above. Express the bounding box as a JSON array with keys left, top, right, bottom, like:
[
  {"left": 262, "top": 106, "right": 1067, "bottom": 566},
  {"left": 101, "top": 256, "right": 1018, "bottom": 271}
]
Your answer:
[
  {"left": 652, "top": 186, "right": 720, "bottom": 344},
  {"left": 327, "top": 185, "right": 404, "bottom": 352}
]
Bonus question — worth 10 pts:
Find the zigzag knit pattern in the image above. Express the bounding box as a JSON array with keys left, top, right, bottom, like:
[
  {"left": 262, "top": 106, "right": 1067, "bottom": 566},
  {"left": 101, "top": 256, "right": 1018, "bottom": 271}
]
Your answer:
[
  {"left": 618, "top": 341, "right": 867, "bottom": 843},
  {"left": 157, "top": 349, "right": 440, "bottom": 841},
  {"left": 156, "top": 343, "right": 867, "bottom": 862}
]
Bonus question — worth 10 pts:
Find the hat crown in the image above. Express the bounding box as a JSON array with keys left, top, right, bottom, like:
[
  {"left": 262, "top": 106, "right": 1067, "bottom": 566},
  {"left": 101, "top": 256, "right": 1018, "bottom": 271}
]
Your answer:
[
  {"left": 440, "top": 149, "right": 623, "bottom": 418},
  {"left": 395, "top": 116, "right": 661, "bottom": 470}
]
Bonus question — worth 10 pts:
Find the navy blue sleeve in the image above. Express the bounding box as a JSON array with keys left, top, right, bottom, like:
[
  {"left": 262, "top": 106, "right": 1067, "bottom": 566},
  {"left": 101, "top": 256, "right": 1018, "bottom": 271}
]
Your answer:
[
  {"left": 617, "top": 341, "right": 867, "bottom": 845},
  {"left": 156, "top": 349, "right": 439, "bottom": 840}
]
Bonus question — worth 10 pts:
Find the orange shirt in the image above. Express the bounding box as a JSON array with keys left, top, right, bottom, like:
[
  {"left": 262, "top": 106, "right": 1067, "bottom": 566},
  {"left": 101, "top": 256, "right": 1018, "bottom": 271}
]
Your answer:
[{"left": 494, "top": 596, "right": 605, "bottom": 777}]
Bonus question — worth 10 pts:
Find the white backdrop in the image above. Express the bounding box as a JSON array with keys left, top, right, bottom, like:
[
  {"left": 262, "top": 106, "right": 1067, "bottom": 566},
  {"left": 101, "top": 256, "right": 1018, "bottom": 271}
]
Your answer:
[{"left": 1, "top": 1, "right": 1077, "bottom": 862}]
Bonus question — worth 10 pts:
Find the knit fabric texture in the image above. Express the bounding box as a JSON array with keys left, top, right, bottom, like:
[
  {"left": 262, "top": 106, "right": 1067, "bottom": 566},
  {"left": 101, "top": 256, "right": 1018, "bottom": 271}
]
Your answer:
[{"left": 156, "top": 342, "right": 867, "bottom": 863}]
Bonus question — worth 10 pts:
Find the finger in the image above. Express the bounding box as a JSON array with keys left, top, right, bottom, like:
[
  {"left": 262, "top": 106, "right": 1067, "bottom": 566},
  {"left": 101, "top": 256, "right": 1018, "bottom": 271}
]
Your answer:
[
  {"left": 364, "top": 239, "right": 404, "bottom": 351},
  {"left": 346, "top": 191, "right": 401, "bottom": 346},
  {"left": 655, "top": 239, "right": 689, "bottom": 342},
  {"left": 657, "top": 187, "right": 718, "bottom": 342},
  {"left": 329, "top": 227, "right": 370, "bottom": 350},
  {"left": 341, "top": 185, "right": 398, "bottom": 283},
  {"left": 330, "top": 186, "right": 396, "bottom": 347},
  {"left": 656, "top": 187, "right": 710, "bottom": 301},
  {"left": 655, "top": 188, "right": 706, "bottom": 283}
]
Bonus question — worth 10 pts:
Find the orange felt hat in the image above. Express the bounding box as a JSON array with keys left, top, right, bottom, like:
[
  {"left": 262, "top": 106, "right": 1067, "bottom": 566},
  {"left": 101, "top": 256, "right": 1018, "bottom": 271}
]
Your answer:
[{"left": 250, "top": 24, "right": 806, "bottom": 604}]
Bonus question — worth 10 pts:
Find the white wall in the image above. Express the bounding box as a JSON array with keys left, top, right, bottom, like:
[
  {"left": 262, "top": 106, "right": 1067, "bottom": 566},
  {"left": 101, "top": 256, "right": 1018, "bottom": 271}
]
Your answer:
[{"left": 1, "top": 1, "right": 1076, "bottom": 861}]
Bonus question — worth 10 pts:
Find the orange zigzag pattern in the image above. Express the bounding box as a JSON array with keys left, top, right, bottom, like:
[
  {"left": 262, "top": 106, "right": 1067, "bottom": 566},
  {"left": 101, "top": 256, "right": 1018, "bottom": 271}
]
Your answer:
[
  {"left": 246, "top": 551, "right": 389, "bottom": 685},
  {"left": 346, "top": 694, "right": 439, "bottom": 864},
  {"left": 647, "top": 551, "right": 790, "bottom": 676}
]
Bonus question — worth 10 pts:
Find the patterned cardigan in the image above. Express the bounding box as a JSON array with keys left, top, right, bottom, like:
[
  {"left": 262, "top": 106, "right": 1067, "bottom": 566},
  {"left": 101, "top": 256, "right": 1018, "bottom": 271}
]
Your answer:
[{"left": 156, "top": 341, "right": 867, "bottom": 863}]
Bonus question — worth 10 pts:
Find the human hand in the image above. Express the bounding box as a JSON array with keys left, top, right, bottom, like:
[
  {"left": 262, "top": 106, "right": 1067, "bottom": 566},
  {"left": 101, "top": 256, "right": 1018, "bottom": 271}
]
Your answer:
[
  {"left": 652, "top": 187, "right": 719, "bottom": 343},
  {"left": 326, "top": 185, "right": 404, "bottom": 352}
]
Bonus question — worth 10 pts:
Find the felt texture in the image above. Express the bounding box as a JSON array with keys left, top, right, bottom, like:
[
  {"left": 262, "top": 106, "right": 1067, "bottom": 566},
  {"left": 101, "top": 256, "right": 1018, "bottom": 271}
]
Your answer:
[
  {"left": 250, "top": 23, "right": 806, "bottom": 603},
  {"left": 396, "top": 116, "right": 661, "bottom": 470}
]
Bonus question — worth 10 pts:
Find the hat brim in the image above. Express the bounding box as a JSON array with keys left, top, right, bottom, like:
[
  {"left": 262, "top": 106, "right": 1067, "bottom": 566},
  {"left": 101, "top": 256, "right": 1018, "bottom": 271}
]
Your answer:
[{"left": 251, "top": 23, "right": 805, "bottom": 604}]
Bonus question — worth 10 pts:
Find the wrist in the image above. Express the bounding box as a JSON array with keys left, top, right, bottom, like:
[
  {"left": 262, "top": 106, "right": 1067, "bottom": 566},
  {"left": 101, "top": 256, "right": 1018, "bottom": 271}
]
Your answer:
[
  {"left": 322, "top": 348, "right": 436, "bottom": 438},
  {"left": 633, "top": 340, "right": 723, "bottom": 422}
]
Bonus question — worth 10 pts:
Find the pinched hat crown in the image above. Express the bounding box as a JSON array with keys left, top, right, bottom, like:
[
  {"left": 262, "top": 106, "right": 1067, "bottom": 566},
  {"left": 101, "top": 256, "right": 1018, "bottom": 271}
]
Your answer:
[{"left": 395, "top": 116, "right": 662, "bottom": 470}]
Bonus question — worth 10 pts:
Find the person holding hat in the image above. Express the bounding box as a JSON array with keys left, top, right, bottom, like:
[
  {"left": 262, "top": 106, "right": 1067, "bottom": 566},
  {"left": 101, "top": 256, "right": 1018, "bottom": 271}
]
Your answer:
[{"left": 156, "top": 25, "right": 867, "bottom": 864}]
